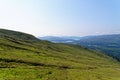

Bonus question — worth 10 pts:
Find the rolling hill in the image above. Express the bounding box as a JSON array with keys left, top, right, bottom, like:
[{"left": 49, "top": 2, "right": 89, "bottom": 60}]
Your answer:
[{"left": 0, "top": 29, "right": 120, "bottom": 80}]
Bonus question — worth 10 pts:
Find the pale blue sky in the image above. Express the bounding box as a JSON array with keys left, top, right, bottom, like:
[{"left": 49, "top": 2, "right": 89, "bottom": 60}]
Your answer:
[{"left": 0, "top": 0, "right": 120, "bottom": 36}]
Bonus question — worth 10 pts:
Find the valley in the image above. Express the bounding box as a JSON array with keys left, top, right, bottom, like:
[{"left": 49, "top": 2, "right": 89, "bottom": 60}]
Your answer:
[{"left": 40, "top": 35, "right": 120, "bottom": 61}]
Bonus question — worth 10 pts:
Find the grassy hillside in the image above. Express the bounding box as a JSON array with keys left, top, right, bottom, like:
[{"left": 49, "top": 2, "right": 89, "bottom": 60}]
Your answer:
[{"left": 0, "top": 29, "right": 120, "bottom": 80}]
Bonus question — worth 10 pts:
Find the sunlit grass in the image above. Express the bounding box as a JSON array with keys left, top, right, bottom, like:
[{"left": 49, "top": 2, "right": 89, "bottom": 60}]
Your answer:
[{"left": 0, "top": 29, "right": 120, "bottom": 80}]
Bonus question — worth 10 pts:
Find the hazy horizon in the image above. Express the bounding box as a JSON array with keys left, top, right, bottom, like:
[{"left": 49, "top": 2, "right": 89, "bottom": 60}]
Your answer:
[
  {"left": 0, "top": 0, "right": 120, "bottom": 36},
  {"left": 38, "top": 33, "right": 120, "bottom": 37}
]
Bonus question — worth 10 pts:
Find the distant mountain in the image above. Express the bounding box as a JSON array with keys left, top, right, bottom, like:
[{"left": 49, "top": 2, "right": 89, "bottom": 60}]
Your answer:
[
  {"left": 78, "top": 34, "right": 120, "bottom": 61},
  {"left": 39, "top": 36, "right": 81, "bottom": 43},
  {"left": 1, "top": 29, "right": 120, "bottom": 80},
  {"left": 39, "top": 34, "right": 120, "bottom": 61}
]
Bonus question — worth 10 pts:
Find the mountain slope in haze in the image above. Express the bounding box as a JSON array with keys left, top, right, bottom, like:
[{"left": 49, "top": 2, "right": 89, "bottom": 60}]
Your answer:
[
  {"left": 39, "top": 35, "right": 120, "bottom": 61},
  {"left": 40, "top": 36, "right": 81, "bottom": 43},
  {"left": 0, "top": 29, "right": 120, "bottom": 80},
  {"left": 75, "top": 34, "right": 120, "bottom": 61}
]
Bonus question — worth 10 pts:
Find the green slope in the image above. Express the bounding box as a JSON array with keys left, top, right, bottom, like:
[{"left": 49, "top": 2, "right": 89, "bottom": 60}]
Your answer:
[{"left": 0, "top": 29, "right": 120, "bottom": 80}]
